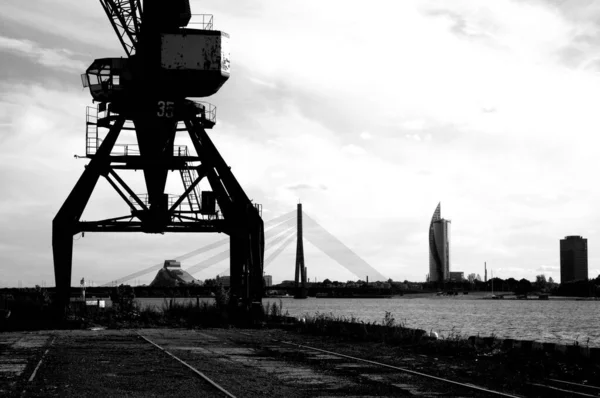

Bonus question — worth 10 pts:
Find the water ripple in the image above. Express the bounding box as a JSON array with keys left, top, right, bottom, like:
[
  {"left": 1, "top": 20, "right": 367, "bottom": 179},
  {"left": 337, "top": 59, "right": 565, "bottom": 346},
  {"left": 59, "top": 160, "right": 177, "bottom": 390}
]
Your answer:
[{"left": 265, "top": 297, "right": 600, "bottom": 347}]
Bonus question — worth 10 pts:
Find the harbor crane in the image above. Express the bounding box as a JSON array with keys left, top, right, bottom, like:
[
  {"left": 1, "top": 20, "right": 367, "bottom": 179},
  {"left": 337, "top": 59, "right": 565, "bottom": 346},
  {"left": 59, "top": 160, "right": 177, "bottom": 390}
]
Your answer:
[{"left": 53, "top": 0, "right": 264, "bottom": 315}]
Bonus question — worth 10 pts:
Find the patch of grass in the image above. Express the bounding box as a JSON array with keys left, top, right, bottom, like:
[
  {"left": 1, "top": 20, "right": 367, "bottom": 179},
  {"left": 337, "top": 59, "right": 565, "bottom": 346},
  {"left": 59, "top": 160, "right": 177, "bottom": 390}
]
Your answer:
[
  {"left": 263, "top": 299, "right": 288, "bottom": 320},
  {"left": 86, "top": 294, "right": 293, "bottom": 329},
  {"left": 293, "top": 311, "right": 496, "bottom": 357}
]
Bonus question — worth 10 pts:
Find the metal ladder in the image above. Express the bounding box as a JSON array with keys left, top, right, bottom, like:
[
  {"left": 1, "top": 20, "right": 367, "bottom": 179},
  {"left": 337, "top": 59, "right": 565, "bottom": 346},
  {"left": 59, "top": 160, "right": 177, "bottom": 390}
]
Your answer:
[
  {"left": 179, "top": 167, "right": 201, "bottom": 212},
  {"left": 85, "top": 106, "right": 99, "bottom": 156}
]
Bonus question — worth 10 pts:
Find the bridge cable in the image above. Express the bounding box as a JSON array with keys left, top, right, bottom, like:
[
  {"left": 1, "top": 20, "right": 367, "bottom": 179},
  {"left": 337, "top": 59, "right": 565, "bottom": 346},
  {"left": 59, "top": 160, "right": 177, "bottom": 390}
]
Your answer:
[
  {"left": 103, "top": 210, "right": 295, "bottom": 285},
  {"left": 303, "top": 212, "right": 388, "bottom": 281},
  {"left": 218, "top": 226, "right": 296, "bottom": 276},
  {"left": 265, "top": 231, "right": 297, "bottom": 268},
  {"left": 186, "top": 217, "right": 297, "bottom": 275}
]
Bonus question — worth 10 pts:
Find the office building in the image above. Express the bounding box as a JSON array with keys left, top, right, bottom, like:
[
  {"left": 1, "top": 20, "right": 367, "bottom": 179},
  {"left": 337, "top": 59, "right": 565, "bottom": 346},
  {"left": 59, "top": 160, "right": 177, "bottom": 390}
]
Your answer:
[
  {"left": 263, "top": 275, "right": 273, "bottom": 287},
  {"left": 449, "top": 272, "right": 464, "bottom": 282},
  {"left": 429, "top": 203, "right": 451, "bottom": 282},
  {"left": 560, "top": 236, "right": 588, "bottom": 283}
]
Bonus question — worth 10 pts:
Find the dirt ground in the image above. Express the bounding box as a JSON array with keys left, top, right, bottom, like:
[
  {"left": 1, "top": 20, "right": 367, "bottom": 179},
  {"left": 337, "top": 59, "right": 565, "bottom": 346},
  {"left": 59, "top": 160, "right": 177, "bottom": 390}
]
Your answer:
[{"left": 1, "top": 327, "right": 598, "bottom": 397}]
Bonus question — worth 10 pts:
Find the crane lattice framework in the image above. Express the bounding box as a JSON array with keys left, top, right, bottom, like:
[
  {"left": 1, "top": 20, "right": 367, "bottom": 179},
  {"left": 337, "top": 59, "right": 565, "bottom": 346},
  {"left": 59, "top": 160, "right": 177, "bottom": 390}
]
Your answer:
[{"left": 52, "top": 0, "right": 264, "bottom": 313}]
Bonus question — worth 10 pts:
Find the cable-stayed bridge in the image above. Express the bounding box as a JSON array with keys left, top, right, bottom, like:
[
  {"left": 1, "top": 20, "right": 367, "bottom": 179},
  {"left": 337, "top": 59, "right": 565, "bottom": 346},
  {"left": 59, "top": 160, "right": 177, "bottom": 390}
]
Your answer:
[{"left": 103, "top": 209, "right": 387, "bottom": 286}]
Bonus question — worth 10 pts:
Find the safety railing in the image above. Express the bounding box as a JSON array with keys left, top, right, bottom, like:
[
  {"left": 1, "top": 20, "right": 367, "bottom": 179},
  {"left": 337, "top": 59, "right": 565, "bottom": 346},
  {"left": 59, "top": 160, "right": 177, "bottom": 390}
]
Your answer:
[
  {"left": 189, "top": 14, "right": 214, "bottom": 30},
  {"left": 86, "top": 128, "right": 192, "bottom": 158},
  {"left": 130, "top": 193, "right": 222, "bottom": 219},
  {"left": 131, "top": 194, "right": 178, "bottom": 210},
  {"left": 173, "top": 145, "right": 190, "bottom": 157},
  {"left": 196, "top": 101, "right": 217, "bottom": 125},
  {"left": 112, "top": 144, "right": 140, "bottom": 156}
]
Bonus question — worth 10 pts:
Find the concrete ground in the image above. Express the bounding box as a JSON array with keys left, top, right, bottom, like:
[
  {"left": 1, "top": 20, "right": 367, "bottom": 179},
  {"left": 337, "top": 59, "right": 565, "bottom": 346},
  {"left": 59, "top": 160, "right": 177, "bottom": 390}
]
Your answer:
[
  {"left": 1, "top": 328, "right": 597, "bottom": 397},
  {"left": 0, "top": 328, "right": 482, "bottom": 397}
]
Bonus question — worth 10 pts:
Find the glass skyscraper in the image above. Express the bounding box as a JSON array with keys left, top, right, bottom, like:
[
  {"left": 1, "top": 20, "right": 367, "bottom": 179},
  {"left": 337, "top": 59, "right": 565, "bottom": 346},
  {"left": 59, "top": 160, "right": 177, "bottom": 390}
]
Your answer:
[{"left": 429, "top": 203, "right": 451, "bottom": 282}]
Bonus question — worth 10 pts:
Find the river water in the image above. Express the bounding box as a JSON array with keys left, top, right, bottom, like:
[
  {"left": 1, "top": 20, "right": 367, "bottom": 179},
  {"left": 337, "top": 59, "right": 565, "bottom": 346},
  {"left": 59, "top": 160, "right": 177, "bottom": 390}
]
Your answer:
[
  {"left": 265, "top": 296, "right": 600, "bottom": 347},
  {"left": 137, "top": 295, "right": 600, "bottom": 347}
]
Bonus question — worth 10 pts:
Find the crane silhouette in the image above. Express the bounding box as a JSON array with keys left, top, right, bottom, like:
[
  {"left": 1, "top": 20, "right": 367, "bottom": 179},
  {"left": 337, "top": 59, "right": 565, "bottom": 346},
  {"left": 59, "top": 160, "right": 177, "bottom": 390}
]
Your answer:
[{"left": 53, "top": 1, "right": 263, "bottom": 314}]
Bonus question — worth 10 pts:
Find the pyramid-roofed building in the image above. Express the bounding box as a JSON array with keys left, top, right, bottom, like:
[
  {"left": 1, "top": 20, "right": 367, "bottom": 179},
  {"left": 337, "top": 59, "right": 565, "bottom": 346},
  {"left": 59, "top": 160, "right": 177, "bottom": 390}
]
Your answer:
[{"left": 149, "top": 260, "right": 201, "bottom": 287}]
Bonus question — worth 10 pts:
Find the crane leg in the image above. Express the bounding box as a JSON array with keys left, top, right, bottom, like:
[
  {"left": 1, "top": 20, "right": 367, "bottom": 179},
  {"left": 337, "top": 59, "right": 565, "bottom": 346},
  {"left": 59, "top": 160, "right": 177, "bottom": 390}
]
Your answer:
[
  {"left": 52, "top": 118, "right": 125, "bottom": 316},
  {"left": 184, "top": 115, "right": 264, "bottom": 315}
]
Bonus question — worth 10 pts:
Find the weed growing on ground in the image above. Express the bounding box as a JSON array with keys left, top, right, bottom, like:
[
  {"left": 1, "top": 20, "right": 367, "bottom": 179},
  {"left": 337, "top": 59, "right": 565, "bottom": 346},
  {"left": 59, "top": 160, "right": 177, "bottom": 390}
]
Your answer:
[
  {"left": 263, "top": 300, "right": 288, "bottom": 319},
  {"left": 382, "top": 311, "right": 395, "bottom": 328}
]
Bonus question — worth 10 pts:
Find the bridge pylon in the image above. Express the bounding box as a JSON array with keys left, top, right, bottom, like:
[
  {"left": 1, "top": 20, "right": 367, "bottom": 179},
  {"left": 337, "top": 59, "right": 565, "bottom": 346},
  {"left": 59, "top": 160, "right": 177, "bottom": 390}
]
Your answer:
[{"left": 294, "top": 203, "right": 307, "bottom": 299}]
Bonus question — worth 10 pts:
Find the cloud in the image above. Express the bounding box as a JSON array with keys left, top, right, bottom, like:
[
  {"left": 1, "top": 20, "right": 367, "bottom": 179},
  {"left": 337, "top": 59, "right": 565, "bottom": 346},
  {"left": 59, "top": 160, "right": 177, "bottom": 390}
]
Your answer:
[
  {"left": 0, "top": 35, "right": 87, "bottom": 72},
  {"left": 0, "top": 1, "right": 118, "bottom": 53},
  {"left": 536, "top": 265, "right": 560, "bottom": 273},
  {"left": 402, "top": 120, "right": 427, "bottom": 131},
  {"left": 341, "top": 144, "right": 366, "bottom": 156},
  {"left": 286, "top": 183, "right": 328, "bottom": 192},
  {"left": 4, "top": 0, "right": 600, "bottom": 286}
]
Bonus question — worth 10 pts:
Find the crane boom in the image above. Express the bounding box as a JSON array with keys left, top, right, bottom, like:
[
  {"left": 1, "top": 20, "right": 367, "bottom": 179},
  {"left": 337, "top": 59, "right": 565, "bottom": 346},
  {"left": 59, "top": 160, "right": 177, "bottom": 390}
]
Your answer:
[{"left": 99, "top": 0, "right": 142, "bottom": 57}]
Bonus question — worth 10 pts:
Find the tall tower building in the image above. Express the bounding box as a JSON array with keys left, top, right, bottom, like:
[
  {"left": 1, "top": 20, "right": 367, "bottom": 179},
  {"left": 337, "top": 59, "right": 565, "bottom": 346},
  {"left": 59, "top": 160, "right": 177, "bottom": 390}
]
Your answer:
[
  {"left": 560, "top": 236, "right": 588, "bottom": 283},
  {"left": 484, "top": 262, "right": 487, "bottom": 283},
  {"left": 429, "top": 203, "right": 451, "bottom": 282}
]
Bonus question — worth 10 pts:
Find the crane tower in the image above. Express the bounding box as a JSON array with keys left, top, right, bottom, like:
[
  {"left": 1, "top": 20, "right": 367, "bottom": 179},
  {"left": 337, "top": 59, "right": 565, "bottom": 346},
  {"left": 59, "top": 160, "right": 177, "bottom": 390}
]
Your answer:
[{"left": 53, "top": 0, "right": 264, "bottom": 314}]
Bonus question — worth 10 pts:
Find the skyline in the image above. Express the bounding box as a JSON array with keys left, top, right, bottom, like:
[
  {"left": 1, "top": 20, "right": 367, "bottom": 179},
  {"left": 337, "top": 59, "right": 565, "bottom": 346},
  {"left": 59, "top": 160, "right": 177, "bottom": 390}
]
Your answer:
[{"left": 2, "top": 0, "right": 600, "bottom": 286}]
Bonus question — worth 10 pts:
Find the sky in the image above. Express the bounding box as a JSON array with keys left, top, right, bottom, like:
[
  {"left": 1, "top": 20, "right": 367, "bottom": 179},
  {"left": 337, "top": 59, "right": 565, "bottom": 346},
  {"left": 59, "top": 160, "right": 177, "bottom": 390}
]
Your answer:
[{"left": 2, "top": 0, "right": 600, "bottom": 287}]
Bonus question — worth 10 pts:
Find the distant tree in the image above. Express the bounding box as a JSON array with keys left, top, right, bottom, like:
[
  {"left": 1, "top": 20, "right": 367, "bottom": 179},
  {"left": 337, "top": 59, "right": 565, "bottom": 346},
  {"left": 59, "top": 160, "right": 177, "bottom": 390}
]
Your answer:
[
  {"left": 203, "top": 279, "right": 217, "bottom": 288},
  {"left": 534, "top": 274, "right": 548, "bottom": 291},
  {"left": 467, "top": 273, "right": 476, "bottom": 283},
  {"left": 516, "top": 278, "right": 532, "bottom": 295},
  {"left": 387, "top": 278, "right": 393, "bottom": 283},
  {"left": 506, "top": 278, "right": 518, "bottom": 292},
  {"left": 548, "top": 276, "right": 554, "bottom": 284},
  {"left": 322, "top": 279, "right": 332, "bottom": 286},
  {"left": 111, "top": 284, "right": 136, "bottom": 312},
  {"left": 476, "top": 274, "right": 482, "bottom": 281}
]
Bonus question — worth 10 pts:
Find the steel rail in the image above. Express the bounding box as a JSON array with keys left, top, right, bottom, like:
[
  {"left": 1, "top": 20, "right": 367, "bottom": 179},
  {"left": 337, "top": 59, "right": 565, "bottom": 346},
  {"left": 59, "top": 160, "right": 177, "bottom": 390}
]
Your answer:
[
  {"left": 546, "top": 378, "right": 600, "bottom": 392},
  {"left": 28, "top": 336, "right": 56, "bottom": 382},
  {"left": 275, "top": 339, "right": 521, "bottom": 398},
  {"left": 527, "top": 382, "right": 598, "bottom": 397},
  {"left": 137, "top": 333, "right": 236, "bottom": 398}
]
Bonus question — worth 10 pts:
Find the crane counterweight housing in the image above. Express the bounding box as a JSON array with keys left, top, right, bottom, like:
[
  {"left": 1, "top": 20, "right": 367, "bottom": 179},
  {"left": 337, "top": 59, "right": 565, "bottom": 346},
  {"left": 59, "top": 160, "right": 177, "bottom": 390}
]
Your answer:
[
  {"left": 82, "top": 29, "right": 230, "bottom": 102},
  {"left": 159, "top": 29, "right": 230, "bottom": 97}
]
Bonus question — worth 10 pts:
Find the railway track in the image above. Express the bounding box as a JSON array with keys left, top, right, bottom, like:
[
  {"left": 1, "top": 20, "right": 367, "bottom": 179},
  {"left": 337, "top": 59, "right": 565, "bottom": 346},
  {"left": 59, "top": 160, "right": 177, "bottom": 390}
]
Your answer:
[
  {"left": 273, "top": 338, "right": 520, "bottom": 397},
  {"left": 5, "top": 329, "right": 598, "bottom": 397},
  {"left": 138, "top": 328, "right": 517, "bottom": 397},
  {"left": 527, "top": 378, "right": 600, "bottom": 397},
  {"left": 231, "top": 330, "right": 520, "bottom": 397},
  {"left": 137, "top": 332, "right": 237, "bottom": 398},
  {"left": 212, "top": 329, "right": 600, "bottom": 398}
]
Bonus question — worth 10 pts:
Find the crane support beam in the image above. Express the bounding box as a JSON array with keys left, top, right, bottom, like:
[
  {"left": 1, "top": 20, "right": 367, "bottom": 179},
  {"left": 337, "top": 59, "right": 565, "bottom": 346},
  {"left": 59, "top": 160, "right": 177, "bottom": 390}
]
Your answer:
[
  {"left": 184, "top": 115, "right": 264, "bottom": 306},
  {"left": 77, "top": 221, "right": 226, "bottom": 233},
  {"left": 52, "top": 117, "right": 125, "bottom": 313}
]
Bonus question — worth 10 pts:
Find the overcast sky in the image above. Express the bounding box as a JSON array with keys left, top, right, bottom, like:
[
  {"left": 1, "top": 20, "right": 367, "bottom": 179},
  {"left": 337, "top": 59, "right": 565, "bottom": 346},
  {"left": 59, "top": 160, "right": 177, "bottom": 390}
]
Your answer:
[{"left": 2, "top": 0, "right": 600, "bottom": 287}]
